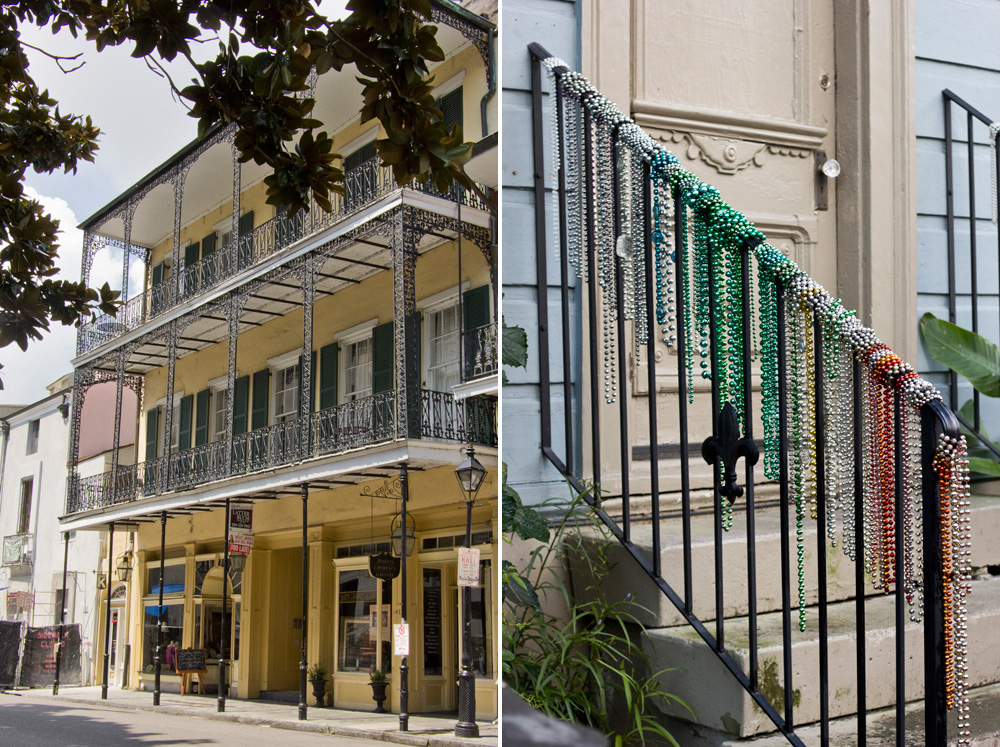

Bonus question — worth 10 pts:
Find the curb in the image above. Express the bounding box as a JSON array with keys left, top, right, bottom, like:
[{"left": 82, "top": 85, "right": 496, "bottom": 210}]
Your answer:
[{"left": 20, "top": 695, "right": 490, "bottom": 747}]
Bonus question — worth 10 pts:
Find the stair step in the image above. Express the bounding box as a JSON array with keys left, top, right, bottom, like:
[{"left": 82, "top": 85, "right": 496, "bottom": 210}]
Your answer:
[
  {"left": 653, "top": 681, "right": 1000, "bottom": 745},
  {"left": 571, "top": 494, "right": 1000, "bottom": 627},
  {"left": 642, "top": 576, "right": 1000, "bottom": 738}
]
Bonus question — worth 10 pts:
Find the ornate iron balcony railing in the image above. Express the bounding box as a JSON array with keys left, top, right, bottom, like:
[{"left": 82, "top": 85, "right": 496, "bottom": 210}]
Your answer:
[
  {"left": 77, "top": 161, "right": 490, "bottom": 356},
  {"left": 462, "top": 322, "right": 498, "bottom": 381},
  {"left": 67, "top": 389, "right": 496, "bottom": 515},
  {"left": 525, "top": 45, "right": 973, "bottom": 747}
]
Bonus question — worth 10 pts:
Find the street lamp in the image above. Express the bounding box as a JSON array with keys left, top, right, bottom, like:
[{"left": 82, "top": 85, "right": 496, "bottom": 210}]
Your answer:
[
  {"left": 229, "top": 550, "right": 247, "bottom": 573},
  {"left": 390, "top": 513, "right": 416, "bottom": 557},
  {"left": 116, "top": 553, "right": 133, "bottom": 583},
  {"left": 454, "top": 445, "right": 485, "bottom": 739}
]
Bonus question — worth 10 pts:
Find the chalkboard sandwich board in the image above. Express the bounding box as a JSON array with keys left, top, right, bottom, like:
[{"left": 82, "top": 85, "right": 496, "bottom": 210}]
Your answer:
[{"left": 176, "top": 648, "right": 207, "bottom": 696}]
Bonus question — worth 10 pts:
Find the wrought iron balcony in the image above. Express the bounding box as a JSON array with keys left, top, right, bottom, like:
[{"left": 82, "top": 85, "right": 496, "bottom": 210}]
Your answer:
[
  {"left": 462, "top": 322, "right": 498, "bottom": 381},
  {"left": 66, "top": 390, "right": 496, "bottom": 515},
  {"left": 1, "top": 533, "right": 33, "bottom": 567},
  {"left": 77, "top": 161, "right": 490, "bottom": 356}
]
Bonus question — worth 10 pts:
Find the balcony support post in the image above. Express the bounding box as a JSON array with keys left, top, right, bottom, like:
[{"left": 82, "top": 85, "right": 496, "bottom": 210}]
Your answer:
[
  {"left": 121, "top": 199, "right": 136, "bottom": 305},
  {"left": 457, "top": 201, "right": 464, "bottom": 381},
  {"left": 230, "top": 128, "right": 241, "bottom": 261},
  {"left": 300, "top": 255, "right": 315, "bottom": 457},
  {"left": 162, "top": 321, "right": 178, "bottom": 493},
  {"left": 153, "top": 511, "right": 166, "bottom": 706},
  {"left": 392, "top": 209, "right": 419, "bottom": 439},
  {"left": 170, "top": 166, "right": 188, "bottom": 305},
  {"left": 298, "top": 483, "right": 309, "bottom": 720},
  {"left": 224, "top": 293, "right": 240, "bottom": 476},
  {"left": 101, "top": 522, "right": 114, "bottom": 699},
  {"left": 52, "top": 531, "right": 69, "bottom": 695},
  {"left": 109, "top": 348, "right": 126, "bottom": 503},
  {"left": 398, "top": 463, "right": 410, "bottom": 732},
  {"left": 67, "top": 368, "right": 88, "bottom": 513},
  {"left": 219, "top": 496, "right": 230, "bottom": 712}
]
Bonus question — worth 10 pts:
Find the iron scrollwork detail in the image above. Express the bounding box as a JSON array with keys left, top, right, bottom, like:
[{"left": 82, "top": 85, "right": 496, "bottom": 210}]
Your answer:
[{"left": 701, "top": 403, "right": 759, "bottom": 504}]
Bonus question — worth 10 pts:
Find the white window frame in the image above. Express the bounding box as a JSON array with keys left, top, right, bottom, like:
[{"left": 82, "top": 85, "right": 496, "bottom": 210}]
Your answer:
[
  {"left": 432, "top": 71, "right": 465, "bottom": 100},
  {"left": 207, "top": 375, "right": 232, "bottom": 442},
  {"left": 267, "top": 349, "right": 303, "bottom": 424},
  {"left": 212, "top": 217, "right": 231, "bottom": 250},
  {"left": 336, "top": 319, "right": 378, "bottom": 402},
  {"left": 155, "top": 392, "right": 185, "bottom": 456},
  {"left": 418, "top": 284, "right": 468, "bottom": 390},
  {"left": 341, "top": 129, "right": 379, "bottom": 163}
]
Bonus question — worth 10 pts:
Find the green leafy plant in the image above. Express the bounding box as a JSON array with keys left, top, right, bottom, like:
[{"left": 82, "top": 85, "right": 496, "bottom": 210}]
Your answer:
[
  {"left": 307, "top": 664, "right": 327, "bottom": 681},
  {"left": 920, "top": 312, "right": 1000, "bottom": 476},
  {"left": 368, "top": 667, "right": 388, "bottom": 683},
  {"left": 502, "top": 475, "right": 691, "bottom": 746}
]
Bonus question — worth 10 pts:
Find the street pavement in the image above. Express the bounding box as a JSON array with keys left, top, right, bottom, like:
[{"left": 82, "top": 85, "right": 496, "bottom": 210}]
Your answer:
[
  {"left": 0, "top": 688, "right": 498, "bottom": 747},
  {"left": 0, "top": 692, "right": 391, "bottom": 746}
]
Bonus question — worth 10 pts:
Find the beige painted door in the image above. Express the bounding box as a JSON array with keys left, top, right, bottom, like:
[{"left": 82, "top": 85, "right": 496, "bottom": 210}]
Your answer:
[
  {"left": 266, "top": 548, "right": 303, "bottom": 691},
  {"left": 584, "top": 0, "right": 840, "bottom": 503}
]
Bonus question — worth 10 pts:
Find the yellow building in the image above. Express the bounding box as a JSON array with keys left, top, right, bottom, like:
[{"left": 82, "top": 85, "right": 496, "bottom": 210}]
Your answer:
[{"left": 61, "top": 0, "right": 498, "bottom": 722}]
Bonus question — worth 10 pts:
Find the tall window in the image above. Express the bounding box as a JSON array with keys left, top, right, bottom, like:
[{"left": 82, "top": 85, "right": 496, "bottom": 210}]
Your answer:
[
  {"left": 160, "top": 400, "right": 181, "bottom": 454},
  {"left": 17, "top": 478, "right": 33, "bottom": 533},
  {"left": 26, "top": 419, "right": 39, "bottom": 455},
  {"left": 427, "top": 304, "right": 460, "bottom": 392},
  {"left": 274, "top": 363, "right": 300, "bottom": 423},
  {"left": 337, "top": 569, "right": 391, "bottom": 672},
  {"left": 211, "top": 388, "right": 229, "bottom": 442},
  {"left": 344, "top": 338, "right": 372, "bottom": 401}
]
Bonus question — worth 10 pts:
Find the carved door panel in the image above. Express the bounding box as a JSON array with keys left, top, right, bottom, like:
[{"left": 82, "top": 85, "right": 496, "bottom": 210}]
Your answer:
[{"left": 589, "top": 0, "right": 839, "bottom": 503}]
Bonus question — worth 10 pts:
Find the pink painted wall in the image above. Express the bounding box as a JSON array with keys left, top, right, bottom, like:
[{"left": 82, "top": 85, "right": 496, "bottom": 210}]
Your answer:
[{"left": 78, "top": 381, "right": 137, "bottom": 461}]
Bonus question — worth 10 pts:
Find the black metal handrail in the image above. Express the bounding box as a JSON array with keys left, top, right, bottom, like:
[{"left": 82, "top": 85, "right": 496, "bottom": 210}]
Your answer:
[
  {"left": 528, "top": 43, "right": 970, "bottom": 746},
  {"left": 942, "top": 89, "right": 1000, "bottom": 462},
  {"left": 67, "top": 389, "right": 496, "bottom": 514}
]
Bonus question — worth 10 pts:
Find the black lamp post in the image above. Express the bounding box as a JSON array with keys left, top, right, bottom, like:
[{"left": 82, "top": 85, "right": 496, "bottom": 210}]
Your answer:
[{"left": 454, "top": 445, "right": 485, "bottom": 739}]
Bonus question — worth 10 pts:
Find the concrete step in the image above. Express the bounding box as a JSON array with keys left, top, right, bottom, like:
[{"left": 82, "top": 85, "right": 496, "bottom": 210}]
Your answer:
[
  {"left": 652, "top": 681, "right": 1000, "bottom": 746},
  {"left": 642, "top": 576, "right": 1000, "bottom": 738},
  {"left": 570, "top": 494, "right": 1000, "bottom": 628}
]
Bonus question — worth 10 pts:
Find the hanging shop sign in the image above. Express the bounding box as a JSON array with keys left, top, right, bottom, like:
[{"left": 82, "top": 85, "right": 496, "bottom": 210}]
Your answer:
[
  {"left": 229, "top": 533, "right": 254, "bottom": 555},
  {"left": 229, "top": 505, "right": 253, "bottom": 534},
  {"left": 393, "top": 623, "right": 409, "bottom": 656},
  {"left": 457, "top": 547, "right": 481, "bottom": 587},
  {"left": 369, "top": 551, "right": 400, "bottom": 580}
]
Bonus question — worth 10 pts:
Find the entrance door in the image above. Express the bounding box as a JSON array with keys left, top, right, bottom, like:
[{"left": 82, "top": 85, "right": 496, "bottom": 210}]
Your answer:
[
  {"left": 110, "top": 606, "right": 127, "bottom": 686},
  {"left": 451, "top": 558, "right": 493, "bottom": 712}
]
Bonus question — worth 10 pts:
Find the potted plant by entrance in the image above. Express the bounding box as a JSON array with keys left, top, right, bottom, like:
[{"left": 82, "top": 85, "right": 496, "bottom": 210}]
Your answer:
[
  {"left": 369, "top": 667, "right": 390, "bottom": 713},
  {"left": 307, "top": 664, "right": 328, "bottom": 707}
]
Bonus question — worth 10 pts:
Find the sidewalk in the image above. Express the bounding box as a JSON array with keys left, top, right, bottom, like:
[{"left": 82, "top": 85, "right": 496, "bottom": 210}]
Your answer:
[{"left": 20, "top": 686, "right": 498, "bottom": 747}]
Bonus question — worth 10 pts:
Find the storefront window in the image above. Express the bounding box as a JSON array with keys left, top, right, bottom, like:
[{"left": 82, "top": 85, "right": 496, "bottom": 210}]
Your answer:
[
  {"left": 337, "top": 570, "right": 391, "bottom": 672},
  {"left": 470, "top": 559, "right": 492, "bottom": 678},
  {"left": 147, "top": 563, "right": 185, "bottom": 595},
  {"left": 142, "top": 603, "right": 184, "bottom": 671},
  {"left": 194, "top": 560, "right": 214, "bottom": 594},
  {"left": 423, "top": 569, "right": 442, "bottom": 676}
]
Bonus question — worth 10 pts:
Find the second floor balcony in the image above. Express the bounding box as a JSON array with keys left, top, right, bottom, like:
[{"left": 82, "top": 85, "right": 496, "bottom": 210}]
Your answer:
[{"left": 68, "top": 389, "right": 496, "bottom": 515}]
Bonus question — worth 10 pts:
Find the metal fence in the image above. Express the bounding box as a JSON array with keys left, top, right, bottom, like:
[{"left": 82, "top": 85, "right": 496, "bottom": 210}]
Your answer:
[{"left": 529, "top": 44, "right": 972, "bottom": 746}]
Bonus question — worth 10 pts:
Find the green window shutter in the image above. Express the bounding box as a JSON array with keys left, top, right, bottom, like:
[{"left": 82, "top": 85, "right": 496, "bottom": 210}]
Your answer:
[
  {"left": 372, "top": 322, "right": 394, "bottom": 394},
  {"left": 238, "top": 211, "right": 254, "bottom": 237},
  {"left": 345, "top": 142, "right": 377, "bottom": 172},
  {"left": 151, "top": 262, "right": 165, "bottom": 286},
  {"left": 319, "top": 343, "right": 340, "bottom": 410},
  {"left": 184, "top": 241, "right": 200, "bottom": 268},
  {"left": 232, "top": 375, "right": 250, "bottom": 436},
  {"left": 145, "top": 407, "right": 160, "bottom": 460},
  {"left": 178, "top": 395, "right": 193, "bottom": 451},
  {"left": 463, "top": 285, "right": 490, "bottom": 331},
  {"left": 201, "top": 232, "right": 217, "bottom": 257},
  {"left": 251, "top": 368, "right": 270, "bottom": 430},
  {"left": 415, "top": 312, "right": 422, "bottom": 388},
  {"left": 194, "top": 388, "right": 211, "bottom": 446},
  {"left": 437, "top": 87, "right": 463, "bottom": 131}
]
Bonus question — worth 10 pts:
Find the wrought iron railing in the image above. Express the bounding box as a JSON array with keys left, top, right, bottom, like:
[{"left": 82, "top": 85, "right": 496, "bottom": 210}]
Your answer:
[
  {"left": 527, "top": 45, "right": 973, "bottom": 746},
  {"left": 77, "top": 161, "right": 489, "bottom": 355},
  {"left": 941, "top": 89, "right": 1000, "bottom": 467},
  {"left": 462, "top": 322, "right": 498, "bottom": 380},
  {"left": 67, "top": 389, "right": 495, "bottom": 514}
]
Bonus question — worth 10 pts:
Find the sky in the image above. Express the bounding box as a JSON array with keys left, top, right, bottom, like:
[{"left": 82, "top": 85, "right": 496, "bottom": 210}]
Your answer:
[{"left": 2, "top": 3, "right": 348, "bottom": 405}]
